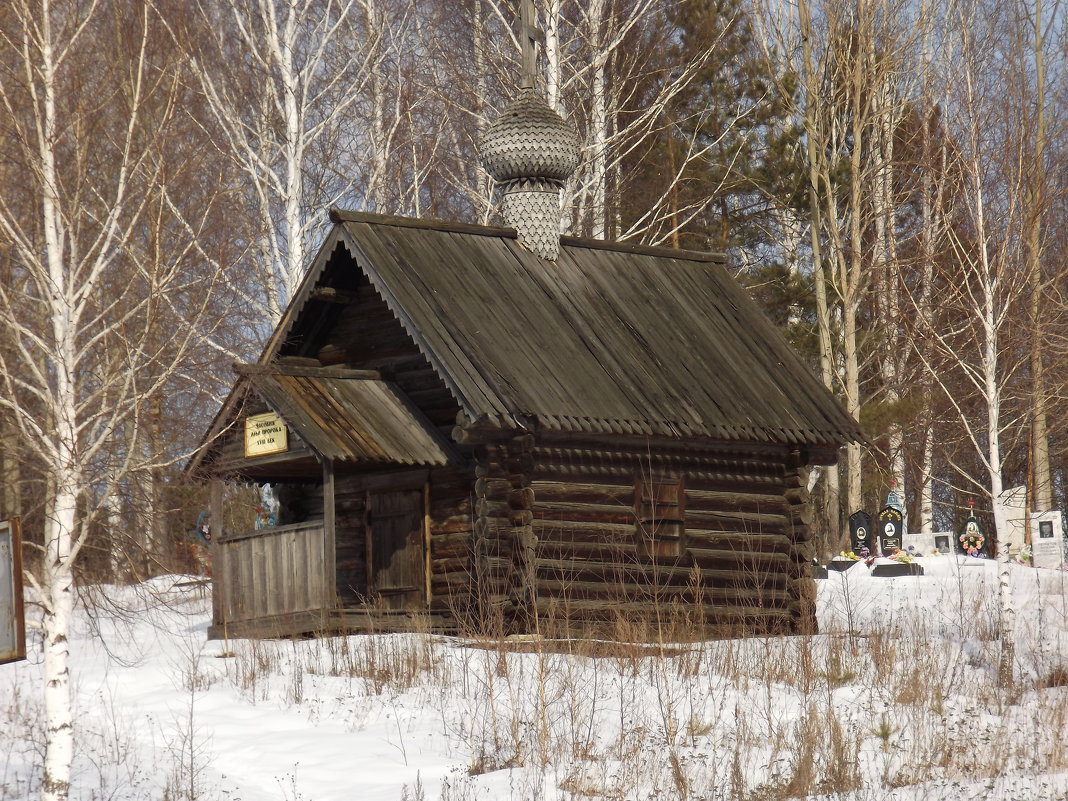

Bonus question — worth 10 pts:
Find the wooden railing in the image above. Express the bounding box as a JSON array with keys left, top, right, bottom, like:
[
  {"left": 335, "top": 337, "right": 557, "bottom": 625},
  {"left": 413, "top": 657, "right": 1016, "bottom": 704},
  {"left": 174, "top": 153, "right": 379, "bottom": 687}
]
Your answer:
[{"left": 213, "top": 521, "right": 331, "bottom": 635}]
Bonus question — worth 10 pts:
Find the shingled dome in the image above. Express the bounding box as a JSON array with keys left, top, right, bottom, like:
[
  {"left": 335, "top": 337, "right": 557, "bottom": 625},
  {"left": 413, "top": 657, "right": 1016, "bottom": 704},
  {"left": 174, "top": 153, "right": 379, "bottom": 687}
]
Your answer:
[
  {"left": 479, "top": 88, "right": 580, "bottom": 260},
  {"left": 479, "top": 88, "right": 580, "bottom": 182}
]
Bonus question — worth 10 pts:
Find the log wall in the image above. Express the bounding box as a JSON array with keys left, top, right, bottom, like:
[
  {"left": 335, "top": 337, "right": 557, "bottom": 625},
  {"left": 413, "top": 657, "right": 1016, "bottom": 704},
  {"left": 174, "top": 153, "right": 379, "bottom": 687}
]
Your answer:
[{"left": 519, "top": 436, "right": 816, "bottom": 637}]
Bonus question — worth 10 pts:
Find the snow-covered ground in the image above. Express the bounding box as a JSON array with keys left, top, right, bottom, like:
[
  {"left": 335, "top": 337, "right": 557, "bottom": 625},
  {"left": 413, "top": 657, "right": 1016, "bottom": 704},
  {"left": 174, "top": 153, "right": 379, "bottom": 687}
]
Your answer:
[{"left": 3, "top": 556, "right": 1068, "bottom": 800}]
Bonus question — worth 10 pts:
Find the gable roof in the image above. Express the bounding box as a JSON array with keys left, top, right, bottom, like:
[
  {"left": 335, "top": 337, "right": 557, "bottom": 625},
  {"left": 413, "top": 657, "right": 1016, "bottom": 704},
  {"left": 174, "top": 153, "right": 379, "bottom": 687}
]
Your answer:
[{"left": 267, "top": 209, "right": 861, "bottom": 449}]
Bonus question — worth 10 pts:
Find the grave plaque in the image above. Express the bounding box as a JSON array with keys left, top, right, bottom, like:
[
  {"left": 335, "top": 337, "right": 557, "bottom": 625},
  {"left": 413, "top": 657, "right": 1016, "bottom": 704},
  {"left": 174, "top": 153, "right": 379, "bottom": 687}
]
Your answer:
[
  {"left": 1031, "top": 511, "right": 1065, "bottom": 569},
  {"left": 848, "top": 510, "right": 873, "bottom": 554},
  {"left": 877, "top": 506, "right": 903, "bottom": 555},
  {"left": 957, "top": 509, "right": 988, "bottom": 557}
]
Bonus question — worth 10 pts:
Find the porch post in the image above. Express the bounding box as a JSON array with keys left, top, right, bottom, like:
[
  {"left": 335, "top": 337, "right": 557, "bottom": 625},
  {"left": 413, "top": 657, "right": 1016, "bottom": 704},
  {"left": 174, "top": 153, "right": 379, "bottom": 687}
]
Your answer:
[
  {"left": 209, "top": 478, "right": 225, "bottom": 627},
  {"left": 322, "top": 460, "right": 337, "bottom": 614}
]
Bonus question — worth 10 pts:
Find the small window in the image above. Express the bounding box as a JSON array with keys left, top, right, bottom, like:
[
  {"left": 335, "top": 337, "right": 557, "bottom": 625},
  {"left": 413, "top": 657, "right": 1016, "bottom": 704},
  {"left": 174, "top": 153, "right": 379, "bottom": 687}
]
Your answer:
[{"left": 634, "top": 475, "right": 686, "bottom": 558}]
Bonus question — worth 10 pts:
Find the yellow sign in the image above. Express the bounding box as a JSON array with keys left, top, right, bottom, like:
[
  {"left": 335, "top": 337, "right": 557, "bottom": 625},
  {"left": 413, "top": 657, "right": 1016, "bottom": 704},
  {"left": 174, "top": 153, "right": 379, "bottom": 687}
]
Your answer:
[{"left": 244, "top": 412, "right": 288, "bottom": 457}]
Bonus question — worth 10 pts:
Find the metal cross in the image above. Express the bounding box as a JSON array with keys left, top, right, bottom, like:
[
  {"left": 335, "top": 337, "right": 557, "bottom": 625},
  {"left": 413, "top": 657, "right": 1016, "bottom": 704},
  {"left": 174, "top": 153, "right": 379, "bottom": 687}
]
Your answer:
[{"left": 519, "top": 0, "right": 545, "bottom": 89}]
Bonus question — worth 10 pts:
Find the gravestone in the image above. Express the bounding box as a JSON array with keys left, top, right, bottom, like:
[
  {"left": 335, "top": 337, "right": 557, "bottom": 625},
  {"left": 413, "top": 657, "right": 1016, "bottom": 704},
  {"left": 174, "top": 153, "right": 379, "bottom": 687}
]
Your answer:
[
  {"left": 904, "top": 531, "right": 952, "bottom": 554},
  {"left": 1030, "top": 511, "right": 1065, "bottom": 569},
  {"left": 877, "top": 506, "right": 903, "bottom": 555},
  {"left": 994, "top": 486, "right": 1027, "bottom": 554},
  {"left": 957, "top": 509, "right": 988, "bottom": 557},
  {"left": 848, "top": 510, "right": 873, "bottom": 554},
  {"left": 871, "top": 561, "right": 924, "bottom": 577}
]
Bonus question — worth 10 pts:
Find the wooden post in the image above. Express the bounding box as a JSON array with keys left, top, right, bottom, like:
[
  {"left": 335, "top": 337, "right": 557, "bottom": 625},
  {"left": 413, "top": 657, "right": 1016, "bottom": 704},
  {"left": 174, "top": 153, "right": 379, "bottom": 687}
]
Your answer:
[
  {"left": 423, "top": 481, "right": 432, "bottom": 608},
  {"left": 210, "top": 478, "right": 224, "bottom": 629},
  {"left": 364, "top": 490, "right": 373, "bottom": 596},
  {"left": 519, "top": 0, "right": 544, "bottom": 89},
  {"left": 323, "top": 460, "right": 337, "bottom": 616}
]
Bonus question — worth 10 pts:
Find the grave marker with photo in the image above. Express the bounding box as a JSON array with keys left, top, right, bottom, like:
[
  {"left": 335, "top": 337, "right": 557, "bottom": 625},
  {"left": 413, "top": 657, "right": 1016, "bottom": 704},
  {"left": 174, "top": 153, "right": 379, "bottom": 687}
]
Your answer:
[
  {"left": 1031, "top": 511, "right": 1065, "bottom": 569},
  {"left": 849, "top": 510, "right": 873, "bottom": 554},
  {"left": 877, "top": 506, "right": 903, "bottom": 555}
]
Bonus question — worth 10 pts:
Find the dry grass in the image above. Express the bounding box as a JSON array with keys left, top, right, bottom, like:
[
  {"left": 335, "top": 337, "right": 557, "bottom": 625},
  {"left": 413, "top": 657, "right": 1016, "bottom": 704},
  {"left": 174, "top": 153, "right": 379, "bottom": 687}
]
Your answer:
[{"left": 193, "top": 564, "right": 1068, "bottom": 801}]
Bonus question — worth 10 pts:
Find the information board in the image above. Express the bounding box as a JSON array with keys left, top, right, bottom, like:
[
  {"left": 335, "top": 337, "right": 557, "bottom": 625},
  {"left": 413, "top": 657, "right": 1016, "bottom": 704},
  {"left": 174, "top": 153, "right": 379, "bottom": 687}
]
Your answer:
[
  {"left": 1, "top": 519, "right": 26, "bottom": 665},
  {"left": 244, "top": 412, "right": 288, "bottom": 458}
]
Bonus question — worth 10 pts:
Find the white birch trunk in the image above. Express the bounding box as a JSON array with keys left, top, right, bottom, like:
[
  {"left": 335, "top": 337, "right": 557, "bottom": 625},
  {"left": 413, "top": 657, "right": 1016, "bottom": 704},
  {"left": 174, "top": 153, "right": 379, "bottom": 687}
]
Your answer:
[
  {"left": 276, "top": 2, "right": 307, "bottom": 312},
  {"left": 872, "top": 69, "right": 906, "bottom": 501},
  {"left": 38, "top": 4, "right": 77, "bottom": 792},
  {"left": 544, "top": 0, "right": 562, "bottom": 113}
]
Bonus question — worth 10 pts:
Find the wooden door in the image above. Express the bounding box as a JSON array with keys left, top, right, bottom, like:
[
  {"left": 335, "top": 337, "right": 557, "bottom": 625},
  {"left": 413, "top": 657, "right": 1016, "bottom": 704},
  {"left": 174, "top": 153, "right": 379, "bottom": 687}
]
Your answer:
[{"left": 368, "top": 489, "right": 425, "bottom": 611}]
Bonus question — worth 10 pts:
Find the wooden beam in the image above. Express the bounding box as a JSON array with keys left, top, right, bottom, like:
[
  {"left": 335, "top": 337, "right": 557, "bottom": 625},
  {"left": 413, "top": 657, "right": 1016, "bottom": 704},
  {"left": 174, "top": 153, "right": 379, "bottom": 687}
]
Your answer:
[
  {"left": 210, "top": 479, "right": 225, "bottom": 629},
  {"left": 559, "top": 234, "right": 726, "bottom": 264},
  {"left": 423, "top": 481, "right": 432, "bottom": 607},
  {"left": 323, "top": 460, "right": 337, "bottom": 609},
  {"left": 233, "top": 363, "right": 381, "bottom": 381},
  {"left": 329, "top": 207, "right": 516, "bottom": 239}
]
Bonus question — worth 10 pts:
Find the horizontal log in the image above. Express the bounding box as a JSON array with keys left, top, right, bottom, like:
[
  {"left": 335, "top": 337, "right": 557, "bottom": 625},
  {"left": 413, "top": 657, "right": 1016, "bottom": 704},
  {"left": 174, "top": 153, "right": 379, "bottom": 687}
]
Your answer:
[
  {"left": 233, "top": 363, "right": 381, "bottom": 380},
  {"left": 475, "top": 477, "right": 512, "bottom": 497},
  {"left": 535, "top": 538, "right": 637, "bottom": 561},
  {"left": 534, "top": 557, "right": 787, "bottom": 590},
  {"left": 533, "top": 597, "right": 796, "bottom": 623},
  {"left": 686, "top": 529, "right": 794, "bottom": 553},
  {"left": 474, "top": 517, "right": 513, "bottom": 538},
  {"left": 392, "top": 367, "right": 449, "bottom": 392},
  {"left": 430, "top": 531, "right": 473, "bottom": 557},
  {"left": 530, "top": 481, "right": 790, "bottom": 513},
  {"left": 687, "top": 546, "right": 791, "bottom": 567},
  {"left": 532, "top": 537, "right": 793, "bottom": 575},
  {"left": 431, "top": 557, "right": 469, "bottom": 574},
  {"left": 534, "top": 577, "right": 793, "bottom": 607},
  {"left": 685, "top": 509, "right": 789, "bottom": 533},
  {"left": 475, "top": 498, "right": 511, "bottom": 518},
  {"left": 533, "top": 467, "right": 785, "bottom": 493},
  {"left": 430, "top": 518, "right": 475, "bottom": 536},
  {"left": 531, "top": 501, "right": 790, "bottom": 535},
  {"left": 530, "top": 518, "right": 635, "bottom": 539}
]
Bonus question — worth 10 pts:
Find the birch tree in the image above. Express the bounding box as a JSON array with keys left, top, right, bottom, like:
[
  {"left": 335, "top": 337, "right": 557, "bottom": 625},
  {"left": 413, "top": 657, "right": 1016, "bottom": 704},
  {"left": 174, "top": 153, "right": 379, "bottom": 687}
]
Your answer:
[
  {"left": 912, "top": 1, "right": 1034, "bottom": 683},
  {"left": 189, "top": 0, "right": 382, "bottom": 324},
  {"left": 0, "top": 2, "right": 233, "bottom": 796}
]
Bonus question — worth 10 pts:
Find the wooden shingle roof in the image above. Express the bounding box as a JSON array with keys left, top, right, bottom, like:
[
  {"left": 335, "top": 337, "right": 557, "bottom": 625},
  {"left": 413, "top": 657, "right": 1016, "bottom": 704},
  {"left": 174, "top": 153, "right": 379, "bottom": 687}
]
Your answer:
[
  {"left": 288, "top": 210, "right": 863, "bottom": 449},
  {"left": 236, "top": 364, "right": 455, "bottom": 466}
]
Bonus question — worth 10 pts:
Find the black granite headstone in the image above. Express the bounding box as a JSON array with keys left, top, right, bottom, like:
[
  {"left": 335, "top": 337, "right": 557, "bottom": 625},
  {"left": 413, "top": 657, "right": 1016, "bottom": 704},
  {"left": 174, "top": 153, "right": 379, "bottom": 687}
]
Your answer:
[
  {"left": 877, "top": 505, "right": 903, "bottom": 554},
  {"left": 848, "top": 510, "right": 873, "bottom": 554}
]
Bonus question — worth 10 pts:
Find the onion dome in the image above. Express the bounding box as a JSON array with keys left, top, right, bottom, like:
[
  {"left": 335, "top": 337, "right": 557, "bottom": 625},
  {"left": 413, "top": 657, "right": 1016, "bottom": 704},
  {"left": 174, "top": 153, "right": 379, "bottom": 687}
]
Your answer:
[
  {"left": 479, "top": 89, "right": 580, "bottom": 261},
  {"left": 480, "top": 88, "right": 580, "bottom": 184}
]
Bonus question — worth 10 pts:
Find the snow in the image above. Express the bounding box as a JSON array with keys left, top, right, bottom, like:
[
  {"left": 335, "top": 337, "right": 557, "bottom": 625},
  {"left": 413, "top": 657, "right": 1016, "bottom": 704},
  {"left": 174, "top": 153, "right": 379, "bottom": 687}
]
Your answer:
[{"left": 3, "top": 557, "right": 1068, "bottom": 800}]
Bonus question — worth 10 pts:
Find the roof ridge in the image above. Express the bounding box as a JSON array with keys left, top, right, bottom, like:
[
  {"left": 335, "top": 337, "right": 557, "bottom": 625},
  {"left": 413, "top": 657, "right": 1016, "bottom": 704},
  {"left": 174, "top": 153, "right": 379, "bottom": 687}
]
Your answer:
[
  {"left": 330, "top": 208, "right": 517, "bottom": 239},
  {"left": 559, "top": 235, "right": 726, "bottom": 264}
]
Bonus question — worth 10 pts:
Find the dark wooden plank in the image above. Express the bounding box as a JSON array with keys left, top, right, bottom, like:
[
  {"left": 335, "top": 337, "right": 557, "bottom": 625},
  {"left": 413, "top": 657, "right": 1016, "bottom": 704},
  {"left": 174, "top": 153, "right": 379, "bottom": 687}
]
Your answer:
[
  {"left": 331, "top": 207, "right": 516, "bottom": 239},
  {"left": 560, "top": 235, "right": 725, "bottom": 263},
  {"left": 234, "top": 363, "right": 381, "bottom": 380},
  {"left": 323, "top": 460, "right": 337, "bottom": 609}
]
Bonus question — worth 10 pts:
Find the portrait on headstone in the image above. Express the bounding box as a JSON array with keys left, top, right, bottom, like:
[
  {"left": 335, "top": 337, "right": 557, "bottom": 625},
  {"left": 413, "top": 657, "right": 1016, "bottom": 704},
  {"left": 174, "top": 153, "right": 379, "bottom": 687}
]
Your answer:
[
  {"left": 876, "top": 506, "right": 903, "bottom": 555},
  {"left": 848, "top": 510, "right": 873, "bottom": 555}
]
